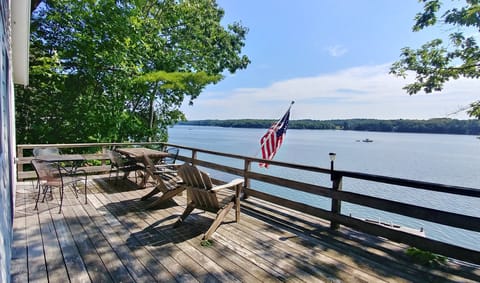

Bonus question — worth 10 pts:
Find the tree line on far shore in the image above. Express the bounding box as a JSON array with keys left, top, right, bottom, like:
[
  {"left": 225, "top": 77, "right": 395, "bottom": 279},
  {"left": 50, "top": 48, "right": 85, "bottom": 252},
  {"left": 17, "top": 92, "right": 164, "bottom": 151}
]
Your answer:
[{"left": 179, "top": 118, "right": 480, "bottom": 135}]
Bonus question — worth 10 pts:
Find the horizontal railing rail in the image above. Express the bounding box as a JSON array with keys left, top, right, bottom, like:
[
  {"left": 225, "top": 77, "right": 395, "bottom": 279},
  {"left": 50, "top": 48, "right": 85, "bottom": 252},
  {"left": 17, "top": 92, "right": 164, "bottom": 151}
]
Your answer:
[
  {"left": 16, "top": 142, "right": 165, "bottom": 180},
  {"left": 16, "top": 142, "right": 480, "bottom": 264}
]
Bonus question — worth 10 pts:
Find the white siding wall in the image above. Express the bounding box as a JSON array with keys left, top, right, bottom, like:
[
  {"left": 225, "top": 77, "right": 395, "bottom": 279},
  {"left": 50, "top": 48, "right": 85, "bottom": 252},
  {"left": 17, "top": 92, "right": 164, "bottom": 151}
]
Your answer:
[{"left": 0, "top": 0, "right": 15, "bottom": 282}]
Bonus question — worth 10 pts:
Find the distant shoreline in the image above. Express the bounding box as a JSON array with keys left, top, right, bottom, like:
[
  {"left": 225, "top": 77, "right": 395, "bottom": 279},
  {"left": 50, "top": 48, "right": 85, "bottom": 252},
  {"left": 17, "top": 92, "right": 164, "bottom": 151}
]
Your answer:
[{"left": 178, "top": 118, "right": 480, "bottom": 135}]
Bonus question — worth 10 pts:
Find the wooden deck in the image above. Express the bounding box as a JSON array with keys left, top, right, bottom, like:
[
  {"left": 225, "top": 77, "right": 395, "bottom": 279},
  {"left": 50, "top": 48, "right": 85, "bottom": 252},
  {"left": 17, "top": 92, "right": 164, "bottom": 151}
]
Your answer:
[{"left": 11, "top": 174, "right": 480, "bottom": 282}]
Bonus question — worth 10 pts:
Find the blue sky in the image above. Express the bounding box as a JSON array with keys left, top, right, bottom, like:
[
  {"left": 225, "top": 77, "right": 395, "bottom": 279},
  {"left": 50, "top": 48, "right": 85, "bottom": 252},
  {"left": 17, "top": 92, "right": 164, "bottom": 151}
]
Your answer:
[{"left": 180, "top": 0, "right": 479, "bottom": 120}]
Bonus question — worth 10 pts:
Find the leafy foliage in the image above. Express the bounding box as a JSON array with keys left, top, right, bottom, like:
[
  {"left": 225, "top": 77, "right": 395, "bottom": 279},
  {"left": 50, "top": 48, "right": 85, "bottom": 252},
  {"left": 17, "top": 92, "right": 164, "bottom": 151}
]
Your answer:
[
  {"left": 406, "top": 247, "right": 447, "bottom": 266},
  {"left": 180, "top": 118, "right": 480, "bottom": 135},
  {"left": 15, "top": 0, "right": 249, "bottom": 144},
  {"left": 390, "top": 0, "right": 480, "bottom": 119},
  {"left": 200, "top": 239, "right": 214, "bottom": 247}
]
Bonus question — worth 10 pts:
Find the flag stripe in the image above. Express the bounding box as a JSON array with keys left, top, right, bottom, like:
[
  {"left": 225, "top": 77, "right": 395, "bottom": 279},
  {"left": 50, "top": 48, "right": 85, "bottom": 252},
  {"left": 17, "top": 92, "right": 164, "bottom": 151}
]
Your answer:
[{"left": 259, "top": 108, "right": 290, "bottom": 168}]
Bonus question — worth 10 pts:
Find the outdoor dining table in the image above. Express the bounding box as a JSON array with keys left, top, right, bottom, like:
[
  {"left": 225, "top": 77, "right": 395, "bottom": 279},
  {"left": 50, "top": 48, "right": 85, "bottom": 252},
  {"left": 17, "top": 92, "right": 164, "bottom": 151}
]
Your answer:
[
  {"left": 115, "top": 147, "right": 170, "bottom": 188},
  {"left": 115, "top": 147, "right": 169, "bottom": 160}
]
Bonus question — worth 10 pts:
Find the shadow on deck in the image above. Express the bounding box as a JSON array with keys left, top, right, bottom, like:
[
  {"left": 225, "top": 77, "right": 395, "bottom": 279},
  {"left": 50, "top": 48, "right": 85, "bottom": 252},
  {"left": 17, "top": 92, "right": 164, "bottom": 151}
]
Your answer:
[{"left": 11, "top": 174, "right": 480, "bottom": 282}]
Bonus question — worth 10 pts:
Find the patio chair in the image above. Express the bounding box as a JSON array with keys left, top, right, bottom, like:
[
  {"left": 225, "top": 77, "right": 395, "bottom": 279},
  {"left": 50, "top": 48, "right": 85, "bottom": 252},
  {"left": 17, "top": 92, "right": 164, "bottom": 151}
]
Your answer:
[
  {"left": 107, "top": 150, "right": 144, "bottom": 183},
  {"left": 140, "top": 154, "right": 184, "bottom": 208},
  {"left": 33, "top": 147, "right": 60, "bottom": 156},
  {"left": 173, "top": 164, "right": 243, "bottom": 240},
  {"left": 32, "top": 159, "right": 87, "bottom": 213},
  {"left": 155, "top": 147, "right": 179, "bottom": 174}
]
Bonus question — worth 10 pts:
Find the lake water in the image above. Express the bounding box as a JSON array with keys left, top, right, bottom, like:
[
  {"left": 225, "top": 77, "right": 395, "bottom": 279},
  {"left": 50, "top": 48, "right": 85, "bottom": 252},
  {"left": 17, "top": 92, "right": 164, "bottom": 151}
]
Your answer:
[{"left": 168, "top": 125, "right": 480, "bottom": 251}]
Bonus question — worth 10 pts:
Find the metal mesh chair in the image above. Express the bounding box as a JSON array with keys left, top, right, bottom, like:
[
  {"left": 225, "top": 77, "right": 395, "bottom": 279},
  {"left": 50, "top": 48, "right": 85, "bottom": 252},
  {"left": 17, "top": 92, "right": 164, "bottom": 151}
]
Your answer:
[
  {"left": 33, "top": 147, "right": 60, "bottom": 156},
  {"left": 32, "top": 159, "right": 87, "bottom": 213},
  {"left": 155, "top": 147, "right": 179, "bottom": 172},
  {"left": 107, "top": 150, "right": 144, "bottom": 183}
]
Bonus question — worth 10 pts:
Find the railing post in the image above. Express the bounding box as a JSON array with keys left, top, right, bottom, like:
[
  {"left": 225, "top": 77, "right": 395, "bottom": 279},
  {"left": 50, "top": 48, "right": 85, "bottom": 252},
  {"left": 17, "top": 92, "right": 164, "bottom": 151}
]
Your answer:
[
  {"left": 243, "top": 159, "right": 251, "bottom": 199},
  {"left": 330, "top": 174, "right": 343, "bottom": 230},
  {"left": 101, "top": 146, "right": 107, "bottom": 166},
  {"left": 329, "top": 152, "right": 342, "bottom": 230},
  {"left": 17, "top": 146, "right": 24, "bottom": 181},
  {"left": 191, "top": 150, "right": 197, "bottom": 165}
]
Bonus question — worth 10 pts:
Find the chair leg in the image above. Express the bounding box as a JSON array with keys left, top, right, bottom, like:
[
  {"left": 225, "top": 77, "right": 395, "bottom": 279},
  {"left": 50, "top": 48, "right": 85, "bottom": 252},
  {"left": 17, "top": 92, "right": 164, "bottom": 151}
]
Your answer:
[
  {"left": 146, "top": 189, "right": 182, "bottom": 209},
  {"left": 34, "top": 181, "right": 42, "bottom": 210},
  {"left": 174, "top": 204, "right": 195, "bottom": 228},
  {"left": 203, "top": 201, "right": 235, "bottom": 240},
  {"left": 84, "top": 176, "right": 88, "bottom": 204},
  {"left": 141, "top": 187, "right": 161, "bottom": 201},
  {"left": 71, "top": 183, "right": 79, "bottom": 198},
  {"left": 235, "top": 196, "right": 241, "bottom": 223},
  {"left": 41, "top": 186, "right": 50, "bottom": 203},
  {"left": 59, "top": 186, "right": 64, "bottom": 213}
]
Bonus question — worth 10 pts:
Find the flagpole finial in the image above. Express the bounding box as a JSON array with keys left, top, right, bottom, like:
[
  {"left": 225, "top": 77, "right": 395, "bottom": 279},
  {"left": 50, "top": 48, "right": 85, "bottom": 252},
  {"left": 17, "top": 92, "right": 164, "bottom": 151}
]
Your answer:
[{"left": 291, "top": 101, "right": 295, "bottom": 105}]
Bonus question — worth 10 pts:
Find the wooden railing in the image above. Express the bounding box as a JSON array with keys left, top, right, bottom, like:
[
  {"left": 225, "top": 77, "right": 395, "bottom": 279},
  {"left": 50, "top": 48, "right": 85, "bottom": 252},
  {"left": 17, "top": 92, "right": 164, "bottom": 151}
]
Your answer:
[
  {"left": 16, "top": 142, "right": 480, "bottom": 264},
  {"left": 16, "top": 142, "right": 164, "bottom": 180}
]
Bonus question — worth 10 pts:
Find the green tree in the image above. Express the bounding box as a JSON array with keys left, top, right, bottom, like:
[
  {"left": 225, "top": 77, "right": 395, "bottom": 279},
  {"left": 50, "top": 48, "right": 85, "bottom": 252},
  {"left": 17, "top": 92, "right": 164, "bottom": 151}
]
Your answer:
[
  {"left": 390, "top": 0, "right": 480, "bottom": 118},
  {"left": 15, "top": 0, "right": 249, "bottom": 144}
]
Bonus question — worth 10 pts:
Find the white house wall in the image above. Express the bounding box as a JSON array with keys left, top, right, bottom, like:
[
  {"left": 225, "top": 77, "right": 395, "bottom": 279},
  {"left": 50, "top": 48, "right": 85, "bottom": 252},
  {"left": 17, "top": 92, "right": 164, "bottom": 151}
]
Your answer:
[
  {"left": 11, "top": 0, "right": 30, "bottom": 85},
  {"left": 1, "top": 0, "right": 30, "bottom": 282},
  {"left": 0, "top": 0, "right": 13, "bottom": 280}
]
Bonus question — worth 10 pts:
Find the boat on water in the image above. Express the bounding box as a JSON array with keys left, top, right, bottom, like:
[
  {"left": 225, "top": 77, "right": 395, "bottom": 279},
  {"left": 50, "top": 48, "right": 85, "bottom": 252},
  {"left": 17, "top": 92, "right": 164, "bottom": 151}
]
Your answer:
[{"left": 355, "top": 138, "right": 374, "bottom": 142}]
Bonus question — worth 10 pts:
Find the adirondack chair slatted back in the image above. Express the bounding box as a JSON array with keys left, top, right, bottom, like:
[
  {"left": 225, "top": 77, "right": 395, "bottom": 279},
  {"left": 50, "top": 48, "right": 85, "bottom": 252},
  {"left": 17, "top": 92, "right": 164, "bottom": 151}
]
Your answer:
[
  {"left": 174, "top": 163, "right": 243, "bottom": 240},
  {"left": 140, "top": 154, "right": 186, "bottom": 208},
  {"left": 143, "top": 154, "right": 169, "bottom": 192},
  {"left": 179, "top": 164, "right": 211, "bottom": 189},
  {"left": 178, "top": 164, "right": 219, "bottom": 210}
]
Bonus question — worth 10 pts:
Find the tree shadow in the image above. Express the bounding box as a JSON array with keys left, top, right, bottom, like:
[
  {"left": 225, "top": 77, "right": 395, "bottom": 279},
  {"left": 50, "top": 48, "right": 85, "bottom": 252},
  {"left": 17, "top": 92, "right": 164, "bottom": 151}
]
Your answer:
[
  {"left": 125, "top": 213, "right": 213, "bottom": 248},
  {"left": 93, "top": 177, "right": 144, "bottom": 194},
  {"left": 241, "top": 199, "right": 480, "bottom": 282}
]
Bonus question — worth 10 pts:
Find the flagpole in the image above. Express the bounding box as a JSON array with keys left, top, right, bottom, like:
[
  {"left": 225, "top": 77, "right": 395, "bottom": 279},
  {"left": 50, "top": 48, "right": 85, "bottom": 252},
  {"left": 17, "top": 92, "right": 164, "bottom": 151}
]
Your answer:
[{"left": 254, "top": 101, "right": 294, "bottom": 159}]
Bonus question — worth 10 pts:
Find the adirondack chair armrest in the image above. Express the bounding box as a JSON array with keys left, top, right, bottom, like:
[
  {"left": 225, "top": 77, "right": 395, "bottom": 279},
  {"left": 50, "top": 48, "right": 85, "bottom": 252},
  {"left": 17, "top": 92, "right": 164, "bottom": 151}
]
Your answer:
[
  {"left": 154, "top": 163, "right": 181, "bottom": 171},
  {"left": 155, "top": 163, "right": 182, "bottom": 168},
  {"left": 210, "top": 178, "right": 244, "bottom": 192}
]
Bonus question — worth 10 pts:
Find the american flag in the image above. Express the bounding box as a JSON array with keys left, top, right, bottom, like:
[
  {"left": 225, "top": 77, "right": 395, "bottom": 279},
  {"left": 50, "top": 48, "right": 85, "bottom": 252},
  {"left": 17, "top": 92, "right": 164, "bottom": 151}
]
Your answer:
[{"left": 259, "top": 105, "right": 292, "bottom": 168}]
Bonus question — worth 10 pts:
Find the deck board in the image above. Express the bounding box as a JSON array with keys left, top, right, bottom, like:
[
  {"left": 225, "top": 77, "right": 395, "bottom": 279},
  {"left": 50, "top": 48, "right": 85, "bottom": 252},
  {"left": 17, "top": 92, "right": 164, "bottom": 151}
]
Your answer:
[
  {"left": 46, "top": 198, "right": 90, "bottom": 283},
  {"left": 60, "top": 197, "right": 113, "bottom": 283},
  {"left": 11, "top": 175, "right": 480, "bottom": 283},
  {"left": 96, "top": 178, "right": 220, "bottom": 283},
  {"left": 11, "top": 183, "right": 29, "bottom": 283},
  {"left": 26, "top": 195, "right": 48, "bottom": 283},
  {"left": 91, "top": 195, "right": 182, "bottom": 282},
  {"left": 38, "top": 200, "right": 69, "bottom": 283},
  {"left": 116, "top": 182, "right": 302, "bottom": 282}
]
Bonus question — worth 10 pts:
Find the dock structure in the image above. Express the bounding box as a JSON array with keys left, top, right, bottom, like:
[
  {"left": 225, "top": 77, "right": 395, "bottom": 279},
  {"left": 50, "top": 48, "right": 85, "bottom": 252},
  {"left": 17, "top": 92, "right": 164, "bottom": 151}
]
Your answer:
[
  {"left": 363, "top": 218, "right": 426, "bottom": 237},
  {"left": 11, "top": 175, "right": 480, "bottom": 283}
]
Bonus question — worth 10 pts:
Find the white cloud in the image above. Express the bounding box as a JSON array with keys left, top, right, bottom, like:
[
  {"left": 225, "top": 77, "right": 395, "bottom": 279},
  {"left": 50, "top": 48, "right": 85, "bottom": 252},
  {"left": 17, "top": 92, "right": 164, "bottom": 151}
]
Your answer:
[
  {"left": 181, "top": 64, "right": 479, "bottom": 120},
  {"left": 326, "top": 45, "right": 348, "bottom": 57}
]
